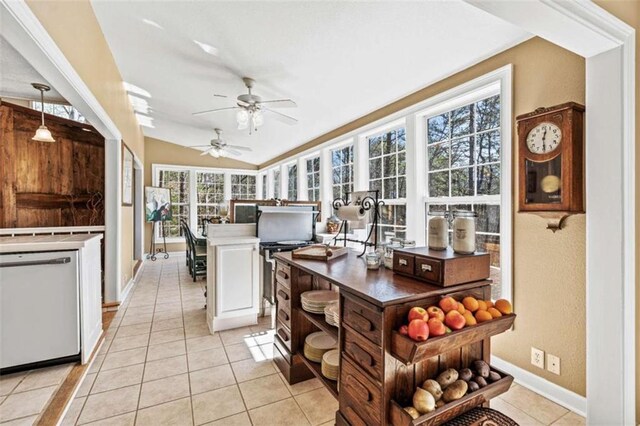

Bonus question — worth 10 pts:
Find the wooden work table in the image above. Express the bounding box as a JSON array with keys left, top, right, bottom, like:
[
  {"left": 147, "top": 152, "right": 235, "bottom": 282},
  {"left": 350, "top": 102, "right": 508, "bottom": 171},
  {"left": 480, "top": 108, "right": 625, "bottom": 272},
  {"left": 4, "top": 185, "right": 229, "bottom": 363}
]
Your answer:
[{"left": 273, "top": 251, "right": 514, "bottom": 426}]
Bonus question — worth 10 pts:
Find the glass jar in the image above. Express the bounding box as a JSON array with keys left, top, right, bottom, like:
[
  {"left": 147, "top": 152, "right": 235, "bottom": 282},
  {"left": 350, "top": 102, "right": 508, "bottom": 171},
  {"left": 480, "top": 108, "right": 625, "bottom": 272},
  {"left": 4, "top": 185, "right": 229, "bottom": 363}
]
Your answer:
[
  {"left": 383, "top": 242, "right": 400, "bottom": 269},
  {"left": 401, "top": 240, "right": 416, "bottom": 249},
  {"left": 326, "top": 215, "right": 341, "bottom": 234},
  {"left": 428, "top": 211, "right": 449, "bottom": 251},
  {"left": 365, "top": 251, "right": 381, "bottom": 270},
  {"left": 452, "top": 210, "right": 477, "bottom": 254}
]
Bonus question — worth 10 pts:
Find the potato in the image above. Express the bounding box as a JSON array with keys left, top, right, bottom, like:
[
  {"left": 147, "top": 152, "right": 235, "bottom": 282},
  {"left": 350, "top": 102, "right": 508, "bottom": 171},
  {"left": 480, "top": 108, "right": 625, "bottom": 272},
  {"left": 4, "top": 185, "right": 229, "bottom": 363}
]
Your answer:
[
  {"left": 473, "top": 360, "right": 490, "bottom": 378},
  {"left": 467, "top": 380, "right": 480, "bottom": 393},
  {"left": 458, "top": 368, "right": 473, "bottom": 382},
  {"left": 421, "top": 379, "right": 443, "bottom": 401},
  {"left": 488, "top": 371, "right": 501, "bottom": 383},
  {"left": 403, "top": 406, "right": 420, "bottom": 419},
  {"left": 442, "top": 380, "right": 468, "bottom": 402},
  {"left": 413, "top": 387, "right": 436, "bottom": 414},
  {"left": 473, "top": 376, "right": 488, "bottom": 388},
  {"left": 435, "top": 399, "right": 445, "bottom": 408},
  {"left": 435, "top": 368, "right": 459, "bottom": 389}
]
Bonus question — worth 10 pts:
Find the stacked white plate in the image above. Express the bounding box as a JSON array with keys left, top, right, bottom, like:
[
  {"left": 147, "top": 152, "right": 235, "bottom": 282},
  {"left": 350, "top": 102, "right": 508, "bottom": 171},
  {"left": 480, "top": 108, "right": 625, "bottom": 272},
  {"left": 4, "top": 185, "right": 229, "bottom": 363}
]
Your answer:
[
  {"left": 321, "top": 349, "right": 340, "bottom": 381},
  {"left": 324, "top": 301, "right": 340, "bottom": 327},
  {"left": 303, "top": 331, "right": 337, "bottom": 363},
  {"left": 301, "top": 290, "right": 339, "bottom": 314}
]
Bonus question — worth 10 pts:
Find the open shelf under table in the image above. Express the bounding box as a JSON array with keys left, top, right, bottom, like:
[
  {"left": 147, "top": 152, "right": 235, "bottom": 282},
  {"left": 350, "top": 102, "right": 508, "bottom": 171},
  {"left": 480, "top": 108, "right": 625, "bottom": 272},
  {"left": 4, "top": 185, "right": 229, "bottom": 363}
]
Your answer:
[
  {"left": 298, "top": 308, "right": 339, "bottom": 339},
  {"left": 296, "top": 350, "right": 339, "bottom": 399}
]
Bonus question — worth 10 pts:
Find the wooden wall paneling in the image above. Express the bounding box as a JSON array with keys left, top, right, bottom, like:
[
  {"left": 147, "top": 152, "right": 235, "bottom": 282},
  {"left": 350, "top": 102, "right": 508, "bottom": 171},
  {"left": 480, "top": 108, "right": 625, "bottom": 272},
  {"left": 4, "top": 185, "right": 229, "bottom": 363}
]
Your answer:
[{"left": 0, "top": 106, "right": 17, "bottom": 226}]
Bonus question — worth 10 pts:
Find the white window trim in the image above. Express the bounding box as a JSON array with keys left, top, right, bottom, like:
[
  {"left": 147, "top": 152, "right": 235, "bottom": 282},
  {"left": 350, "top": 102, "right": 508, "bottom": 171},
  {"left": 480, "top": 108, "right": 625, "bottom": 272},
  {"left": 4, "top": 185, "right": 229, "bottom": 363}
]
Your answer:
[{"left": 151, "top": 163, "right": 257, "bottom": 243}]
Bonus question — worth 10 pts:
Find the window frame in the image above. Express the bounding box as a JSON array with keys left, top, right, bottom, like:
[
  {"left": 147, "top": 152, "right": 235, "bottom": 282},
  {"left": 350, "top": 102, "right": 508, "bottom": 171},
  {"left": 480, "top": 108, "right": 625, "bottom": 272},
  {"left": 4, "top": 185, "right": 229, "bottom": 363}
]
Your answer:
[
  {"left": 152, "top": 164, "right": 258, "bottom": 243},
  {"left": 286, "top": 162, "right": 298, "bottom": 201},
  {"left": 330, "top": 143, "right": 355, "bottom": 203},
  {"left": 230, "top": 173, "right": 257, "bottom": 200},
  {"left": 305, "top": 155, "right": 321, "bottom": 201}
]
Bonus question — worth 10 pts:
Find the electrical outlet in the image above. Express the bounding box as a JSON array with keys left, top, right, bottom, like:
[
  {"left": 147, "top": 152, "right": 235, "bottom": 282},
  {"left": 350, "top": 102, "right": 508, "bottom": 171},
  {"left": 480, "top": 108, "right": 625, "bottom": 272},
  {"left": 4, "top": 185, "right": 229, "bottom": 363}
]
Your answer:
[
  {"left": 531, "top": 347, "right": 544, "bottom": 369},
  {"left": 547, "top": 354, "right": 561, "bottom": 375}
]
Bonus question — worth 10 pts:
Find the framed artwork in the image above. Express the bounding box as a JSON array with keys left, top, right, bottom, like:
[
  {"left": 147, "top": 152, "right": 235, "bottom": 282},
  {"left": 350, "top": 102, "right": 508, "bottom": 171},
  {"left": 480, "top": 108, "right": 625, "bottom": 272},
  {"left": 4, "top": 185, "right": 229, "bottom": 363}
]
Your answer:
[
  {"left": 122, "top": 142, "right": 134, "bottom": 206},
  {"left": 145, "top": 186, "right": 172, "bottom": 222}
]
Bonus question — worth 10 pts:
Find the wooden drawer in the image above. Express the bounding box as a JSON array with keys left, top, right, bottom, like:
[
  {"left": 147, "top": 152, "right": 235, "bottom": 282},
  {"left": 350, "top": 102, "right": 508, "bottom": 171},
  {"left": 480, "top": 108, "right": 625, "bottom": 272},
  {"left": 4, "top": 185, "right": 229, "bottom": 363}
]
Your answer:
[
  {"left": 340, "top": 357, "right": 383, "bottom": 425},
  {"left": 276, "top": 305, "right": 292, "bottom": 329},
  {"left": 343, "top": 296, "right": 383, "bottom": 346},
  {"left": 415, "top": 256, "right": 441, "bottom": 283},
  {"left": 275, "top": 321, "right": 292, "bottom": 351},
  {"left": 343, "top": 325, "right": 383, "bottom": 383},
  {"left": 393, "top": 252, "right": 415, "bottom": 275},
  {"left": 275, "top": 262, "right": 291, "bottom": 288},
  {"left": 275, "top": 282, "right": 291, "bottom": 310}
]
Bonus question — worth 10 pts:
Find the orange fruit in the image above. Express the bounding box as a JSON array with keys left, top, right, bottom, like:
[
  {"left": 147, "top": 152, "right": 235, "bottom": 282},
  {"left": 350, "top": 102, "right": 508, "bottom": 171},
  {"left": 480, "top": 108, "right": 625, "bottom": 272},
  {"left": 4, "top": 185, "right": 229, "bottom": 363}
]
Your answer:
[
  {"left": 485, "top": 300, "right": 494, "bottom": 309},
  {"left": 495, "top": 299, "right": 512, "bottom": 315},
  {"left": 487, "top": 307, "right": 502, "bottom": 318},
  {"left": 457, "top": 303, "right": 466, "bottom": 314},
  {"left": 475, "top": 310, "right": 492, "bottom": 323},
  {"left": 477, "top": 300, "right": 488, "bottom": 311},
  {"left": 463, "top": 311, "right": 477, "bottom": 326},
  {"left": 462, "top": 296, "right": 479, "bottom": 312}
]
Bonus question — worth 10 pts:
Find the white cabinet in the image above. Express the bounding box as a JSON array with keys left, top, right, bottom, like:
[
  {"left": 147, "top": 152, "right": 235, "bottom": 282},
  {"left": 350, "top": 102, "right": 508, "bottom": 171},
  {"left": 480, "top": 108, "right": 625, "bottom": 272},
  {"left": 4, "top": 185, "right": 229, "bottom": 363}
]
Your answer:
[{"left": 206, "top": 225, "right": 260, "bottom": 332}]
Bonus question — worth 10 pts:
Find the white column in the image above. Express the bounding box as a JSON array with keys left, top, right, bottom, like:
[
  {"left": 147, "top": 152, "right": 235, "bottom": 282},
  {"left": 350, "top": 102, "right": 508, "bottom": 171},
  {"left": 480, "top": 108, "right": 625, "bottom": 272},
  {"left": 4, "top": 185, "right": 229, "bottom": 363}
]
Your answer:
[
  {"left": 297, "top": 157, "right": 306, "bottom": 201},
  {"left": 104, "top": 139, "right": 121, "bottom": 303},
  {"left": 320, "top": 148, "right": 333, "bottom": 222},
  {"left": 353, "top": 136, "right": 368, "bottom": 192},
  {"left": 280, "top": 164, "right": 287, "bottom": 200},
  {"left": 405, "top": 114, "right": 425, "bottom": 246}
]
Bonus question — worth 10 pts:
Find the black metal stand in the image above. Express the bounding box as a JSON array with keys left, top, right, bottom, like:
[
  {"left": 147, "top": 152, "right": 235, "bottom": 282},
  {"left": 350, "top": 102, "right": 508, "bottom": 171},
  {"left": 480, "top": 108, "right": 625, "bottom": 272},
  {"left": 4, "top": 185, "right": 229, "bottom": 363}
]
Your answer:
[
  {"left": 331, "top": 190, "right": 384, "bottom": 257},
  {"left": 147, "top": 220, "right": 169, "bottom": 261}
]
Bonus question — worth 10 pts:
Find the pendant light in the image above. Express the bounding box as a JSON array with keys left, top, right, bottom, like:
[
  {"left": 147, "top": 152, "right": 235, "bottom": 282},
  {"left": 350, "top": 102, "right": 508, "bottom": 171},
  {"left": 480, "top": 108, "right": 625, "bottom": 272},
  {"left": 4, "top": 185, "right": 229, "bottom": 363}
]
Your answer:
[{"left": 31, "top": 83, "right": 55, "bottom": 143}]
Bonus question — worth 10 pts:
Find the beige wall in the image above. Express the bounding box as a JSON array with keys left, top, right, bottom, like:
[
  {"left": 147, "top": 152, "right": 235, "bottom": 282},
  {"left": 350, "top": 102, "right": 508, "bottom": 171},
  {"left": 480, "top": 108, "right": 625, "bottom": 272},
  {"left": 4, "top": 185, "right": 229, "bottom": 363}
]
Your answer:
[
  {"left": 144, "top": 136, "right": 257, "bottom": 253},
  {"left": 264, "top": 37, "right": 588, "bottom": 395},
  {"left": 591, "top": 1, "right": 639, "bottom": 420},
  {"left": 26, "top": 0, "right": 146, "bottom": 294}
]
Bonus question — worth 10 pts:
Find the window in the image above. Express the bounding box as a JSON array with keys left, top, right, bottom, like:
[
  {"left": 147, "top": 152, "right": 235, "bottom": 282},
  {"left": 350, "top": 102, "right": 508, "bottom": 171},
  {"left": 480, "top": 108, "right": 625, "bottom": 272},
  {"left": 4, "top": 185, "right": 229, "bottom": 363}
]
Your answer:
[
  {"left": 287, "top": 164, "right": 298, "bottom": 200},
  {"left": 261, "top": 174, "right": 268, "bottom": 199},
  {"left": 426, "top": 94, "right": 502, "bottom": 297},
  {"left": 196, "top": 172, "right": 224, "bottom": 226},
  {"left": 368, "top": 127, "right": 407, "bottom": 240},
  {"left": 306, "top": 157, "right": 321, "bottom": 201},
  {"left": 157, "top": 170, "right": 189, "bottom": 238},
  {"left": 273, "top": 169, "right": 281, "bottom": 199},
  {"left": 231, "top": 174, "right": 256, "bottom": 199},
  {"left": 32, "top": 101, "right": 86, "bottom": 123},
  {"left": 331, "top": 145, "right": 353, "bottom": 202}
]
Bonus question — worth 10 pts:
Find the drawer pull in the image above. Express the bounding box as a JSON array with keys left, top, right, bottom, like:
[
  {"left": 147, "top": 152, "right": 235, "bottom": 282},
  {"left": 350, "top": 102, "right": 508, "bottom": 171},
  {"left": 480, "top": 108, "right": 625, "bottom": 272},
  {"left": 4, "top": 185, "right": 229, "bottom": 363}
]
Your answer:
[
  {"left": 421, "top": 264, "right": 432, "bottom": 272},
  {"left": 350, "top": 311, "right": 373, "bottom": 332},
  {"left": 345, "top": 407, "right": 367, "bottom": 426},
  {"left": 348, "top": 342, "right": 373, "bottom": 367},
  {"left": 277, "top": 328, "right": 290, "bottom": 342},
  {"left": 346, "top": 375, "right": 371, "bottom": 401},
  {"left": 277, "top": 289, "right": 290, "bottom": 301},
  {"left": 278, "top": 309, "right": 289, "bottom": 322},
  {"left": 398, "top": 259, "right": 408, "bottom": 266},
  {"left": 277, "top": 270, "right": 289, "bottom": 280}
]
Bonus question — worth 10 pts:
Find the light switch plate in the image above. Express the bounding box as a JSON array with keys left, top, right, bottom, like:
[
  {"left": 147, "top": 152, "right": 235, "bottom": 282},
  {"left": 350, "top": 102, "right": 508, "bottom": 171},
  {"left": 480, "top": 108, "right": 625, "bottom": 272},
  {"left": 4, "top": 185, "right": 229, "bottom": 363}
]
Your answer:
[
  {"left": 547, "top": 354, "right": 561, "bottom": 375},
  {"left": 531, "top": 347, "right": 544, "bottom": 369}
]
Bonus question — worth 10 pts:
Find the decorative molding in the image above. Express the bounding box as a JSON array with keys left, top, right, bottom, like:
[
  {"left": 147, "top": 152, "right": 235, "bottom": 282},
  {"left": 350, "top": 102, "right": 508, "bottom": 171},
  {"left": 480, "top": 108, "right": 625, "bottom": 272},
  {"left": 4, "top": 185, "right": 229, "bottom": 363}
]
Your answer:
[
  {"left": 491, "top": 356, "right": 586, "bottom": 417},
  {"left": 0, "top": 226, "right": 105, "bottom": 236}
]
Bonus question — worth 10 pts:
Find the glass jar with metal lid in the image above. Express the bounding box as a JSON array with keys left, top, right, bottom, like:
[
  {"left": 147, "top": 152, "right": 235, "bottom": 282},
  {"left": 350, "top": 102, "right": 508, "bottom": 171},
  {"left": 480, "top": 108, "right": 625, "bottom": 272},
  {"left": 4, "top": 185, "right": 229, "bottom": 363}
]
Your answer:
[{"left": 452, "top": 210, "right": 477, "bottom": 254}]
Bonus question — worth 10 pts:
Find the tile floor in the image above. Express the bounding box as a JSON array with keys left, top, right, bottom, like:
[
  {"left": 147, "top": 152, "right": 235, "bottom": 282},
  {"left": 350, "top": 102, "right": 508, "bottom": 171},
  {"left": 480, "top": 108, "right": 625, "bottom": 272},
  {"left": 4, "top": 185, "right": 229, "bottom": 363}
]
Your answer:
[{"left": 0, "top": 255, "right": 587, "bottom": 425}]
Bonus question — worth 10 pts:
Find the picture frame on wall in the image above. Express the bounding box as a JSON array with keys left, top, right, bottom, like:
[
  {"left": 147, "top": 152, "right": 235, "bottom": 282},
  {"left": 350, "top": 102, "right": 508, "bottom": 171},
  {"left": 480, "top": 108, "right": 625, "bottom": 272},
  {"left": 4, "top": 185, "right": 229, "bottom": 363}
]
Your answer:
[
  {"left": 122, "top": 142, "right": 134, "bottom": 206},
  {"left": 145, "top": 186, "right": 172, "bottom": 222}
]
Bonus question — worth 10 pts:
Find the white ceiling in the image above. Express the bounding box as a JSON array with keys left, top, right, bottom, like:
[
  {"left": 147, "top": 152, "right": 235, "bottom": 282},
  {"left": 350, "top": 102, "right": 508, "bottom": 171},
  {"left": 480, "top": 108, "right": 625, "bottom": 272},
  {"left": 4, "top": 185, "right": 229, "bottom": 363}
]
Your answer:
[
  {"left": 0, "top": 35, "right": 66, "bottom": 103},
  {"left": 92, "top": 1, "right": 530, "bottom": 165}
]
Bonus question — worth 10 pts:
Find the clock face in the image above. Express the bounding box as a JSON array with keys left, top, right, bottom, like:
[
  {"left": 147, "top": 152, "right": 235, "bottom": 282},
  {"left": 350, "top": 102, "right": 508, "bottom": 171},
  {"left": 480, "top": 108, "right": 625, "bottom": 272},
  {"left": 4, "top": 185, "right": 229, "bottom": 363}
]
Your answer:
[{"left": 526, "top": 122, "right": 562, "bottom": 154}]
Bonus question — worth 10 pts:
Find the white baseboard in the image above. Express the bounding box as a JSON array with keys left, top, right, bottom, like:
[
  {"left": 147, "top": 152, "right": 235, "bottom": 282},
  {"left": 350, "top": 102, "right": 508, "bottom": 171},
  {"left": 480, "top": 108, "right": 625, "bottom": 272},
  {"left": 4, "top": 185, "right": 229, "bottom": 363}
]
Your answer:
[
  {"left": 119, "top": 261, "right": 143, "bottom": 305},
  {"left": 491, "top": 356, "right": 587, "bottom": 417}
]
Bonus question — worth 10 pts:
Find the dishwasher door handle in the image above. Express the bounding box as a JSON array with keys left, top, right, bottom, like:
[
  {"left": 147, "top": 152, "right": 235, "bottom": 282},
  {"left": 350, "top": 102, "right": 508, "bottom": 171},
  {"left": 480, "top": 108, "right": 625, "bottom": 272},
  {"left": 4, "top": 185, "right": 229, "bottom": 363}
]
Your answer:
[{"left": 0, "top": 257, "right": 71, "bottom": 268}]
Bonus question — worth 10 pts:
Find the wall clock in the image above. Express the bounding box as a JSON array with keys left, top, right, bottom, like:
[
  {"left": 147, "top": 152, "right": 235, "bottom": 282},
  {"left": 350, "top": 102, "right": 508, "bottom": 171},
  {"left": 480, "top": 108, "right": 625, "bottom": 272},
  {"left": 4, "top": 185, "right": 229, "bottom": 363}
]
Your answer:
[{"left": 517, "top": 102, "right": 585, "bottom": 231}]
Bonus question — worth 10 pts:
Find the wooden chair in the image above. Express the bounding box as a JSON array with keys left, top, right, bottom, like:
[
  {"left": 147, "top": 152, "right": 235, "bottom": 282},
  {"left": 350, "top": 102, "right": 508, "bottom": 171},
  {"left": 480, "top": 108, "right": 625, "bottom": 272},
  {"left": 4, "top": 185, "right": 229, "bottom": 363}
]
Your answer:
[
  {"left": 180, "top": 219, "right": 191, "bottom": 268},
  {"left": 183, "top": 221, "right": 207, "bottom": 282}
]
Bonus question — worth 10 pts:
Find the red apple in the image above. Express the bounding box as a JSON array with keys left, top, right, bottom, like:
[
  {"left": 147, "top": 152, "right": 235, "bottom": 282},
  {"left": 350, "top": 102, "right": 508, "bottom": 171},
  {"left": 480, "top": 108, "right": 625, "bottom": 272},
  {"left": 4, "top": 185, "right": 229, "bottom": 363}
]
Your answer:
[
  {"left": 439, "top": 297, "right": 459, "bottom": 313},
  {"left": 426, "top": 306, "right": 445, "bottom": 322},
  {"left": 408, "top": 319, "right": 429, "bottom": 342},
  {"left": 399, "top": 325, "right": 409, "bottom": 336},
  {"left": 427, "top": 318, "right": 446, "bottom": 336},
  {"left": 444, "top": 310, "right": 466, "bottom": 330},
  {"left": 407, "top": 307, "right": 428, "bottom": 323}
]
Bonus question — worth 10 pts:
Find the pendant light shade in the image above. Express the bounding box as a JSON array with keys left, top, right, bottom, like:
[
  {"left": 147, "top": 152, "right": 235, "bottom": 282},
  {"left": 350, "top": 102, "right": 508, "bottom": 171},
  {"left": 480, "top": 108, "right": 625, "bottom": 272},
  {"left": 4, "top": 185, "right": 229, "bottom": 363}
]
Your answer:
[{"left": 31, "top": 83, "right": 55, "bottom": 143}]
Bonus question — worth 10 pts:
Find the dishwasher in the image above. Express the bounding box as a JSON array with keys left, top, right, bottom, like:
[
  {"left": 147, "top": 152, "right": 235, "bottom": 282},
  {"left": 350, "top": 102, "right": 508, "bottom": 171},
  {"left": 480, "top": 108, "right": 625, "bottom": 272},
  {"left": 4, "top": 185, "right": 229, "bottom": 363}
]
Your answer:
[{"left": 0, "top": 250, "right": 81, "bottom": 372}]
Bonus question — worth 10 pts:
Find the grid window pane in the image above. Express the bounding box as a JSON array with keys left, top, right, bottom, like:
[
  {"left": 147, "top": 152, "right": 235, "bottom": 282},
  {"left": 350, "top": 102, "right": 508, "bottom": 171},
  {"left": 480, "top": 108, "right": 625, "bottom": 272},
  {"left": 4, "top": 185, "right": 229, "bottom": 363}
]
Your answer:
[
  {"left": 158, "top": 170, "right": 189, "bottom": 238},
  {"left": 331, "top": 146, "right": 353, "bottom": 202},
  {"left": 288, "top": 164, "right": 297, "bottom": 200},
  {"left": 262, "top": 175, "right": 267, "bottom": 199},
  {"left": 306, "top": 156, "right": 321, "bottom": 201},
  {"left": 231, "top": 174, "right": 256, "bottom": 200},
  {"left": 197, "top": 172, "right": 225, "bottom": 228},
  {"left": 273, "top": 169, "right": 281, "bottom": 199}
]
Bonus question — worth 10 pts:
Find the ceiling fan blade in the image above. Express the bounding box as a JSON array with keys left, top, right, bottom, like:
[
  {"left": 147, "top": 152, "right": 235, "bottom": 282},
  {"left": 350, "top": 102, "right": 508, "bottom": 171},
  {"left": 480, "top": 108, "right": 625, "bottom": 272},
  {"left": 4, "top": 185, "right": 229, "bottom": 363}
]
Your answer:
[
  {"left": 263, "top": 107, "right": 298, "bottom": 125},
  {"left": 225, "top": 144, "right": 252, "bottom": 152},
  {"left": 213, "top": 94, "right": 227, "bottom": 98},
  {"left": 192, "top": 106, "right": 239, "bottom": 116},
  {"left": 200, "top": 148, "right": 213, "bottom": 156},
  {"left": 223, "top": 147, "right": 242, "bottom": 156},
  {"left": 190, "top": 144, "right": 214, "bottom": 148},
  {"left": 259, "top": 99, "right": 297, "bottom": 108}
]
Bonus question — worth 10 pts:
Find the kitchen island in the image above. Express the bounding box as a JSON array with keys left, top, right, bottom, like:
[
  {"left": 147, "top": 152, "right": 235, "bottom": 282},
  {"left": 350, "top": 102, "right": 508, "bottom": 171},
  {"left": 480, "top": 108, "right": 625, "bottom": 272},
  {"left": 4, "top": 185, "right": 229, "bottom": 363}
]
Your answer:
[{"left": 273, "top": 250, "right": 515, "bottom": 426}]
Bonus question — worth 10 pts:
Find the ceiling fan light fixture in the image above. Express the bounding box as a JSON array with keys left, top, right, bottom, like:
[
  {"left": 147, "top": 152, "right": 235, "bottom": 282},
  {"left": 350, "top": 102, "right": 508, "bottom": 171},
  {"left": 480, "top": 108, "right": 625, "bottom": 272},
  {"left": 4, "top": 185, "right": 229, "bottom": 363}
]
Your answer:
[
  {"left": 253, "top": 110, "right": 264, "bottom": 127},
  {"left": 31, "top": 82, "right": 55, "bottom": 143},
  {"left": 236, "top": 109, "right": 249, "bottom": 125}
]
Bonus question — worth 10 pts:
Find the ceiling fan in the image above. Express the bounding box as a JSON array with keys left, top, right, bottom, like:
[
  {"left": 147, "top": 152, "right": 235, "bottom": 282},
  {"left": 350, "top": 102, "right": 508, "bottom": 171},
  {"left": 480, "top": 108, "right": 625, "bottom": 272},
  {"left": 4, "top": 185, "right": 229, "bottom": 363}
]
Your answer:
[
  {"left": 192, "top": 77, "right": 298, "bottom": 134},
  {"left": 190, "top": 128, "right": 252, "bottom": 158}
]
